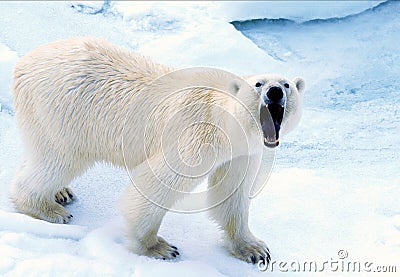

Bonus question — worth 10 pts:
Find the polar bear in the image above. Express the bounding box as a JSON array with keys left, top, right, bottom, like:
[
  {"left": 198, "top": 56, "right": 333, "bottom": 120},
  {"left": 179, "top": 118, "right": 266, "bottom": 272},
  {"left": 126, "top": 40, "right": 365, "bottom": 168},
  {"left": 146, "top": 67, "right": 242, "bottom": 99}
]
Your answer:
[{"left": 10, "top": 37, "right": 305, "bottom": 265}]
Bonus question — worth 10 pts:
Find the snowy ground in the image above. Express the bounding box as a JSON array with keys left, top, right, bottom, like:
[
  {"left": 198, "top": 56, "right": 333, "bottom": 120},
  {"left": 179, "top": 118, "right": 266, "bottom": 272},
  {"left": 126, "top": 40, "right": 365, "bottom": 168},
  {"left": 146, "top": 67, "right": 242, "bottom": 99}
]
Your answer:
[{"left": 0, "top": 1, "right": 399, "bottom": 276}]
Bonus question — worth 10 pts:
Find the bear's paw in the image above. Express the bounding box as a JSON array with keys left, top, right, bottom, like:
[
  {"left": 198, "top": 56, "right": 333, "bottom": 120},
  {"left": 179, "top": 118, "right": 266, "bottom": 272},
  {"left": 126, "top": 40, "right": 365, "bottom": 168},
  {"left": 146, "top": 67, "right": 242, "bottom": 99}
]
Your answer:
[
  {"left": 144, "top": 236, "right": 180, "bottom": 260},
  {"left": 230, "top": 239, "right": 271, "bottom": 265}
]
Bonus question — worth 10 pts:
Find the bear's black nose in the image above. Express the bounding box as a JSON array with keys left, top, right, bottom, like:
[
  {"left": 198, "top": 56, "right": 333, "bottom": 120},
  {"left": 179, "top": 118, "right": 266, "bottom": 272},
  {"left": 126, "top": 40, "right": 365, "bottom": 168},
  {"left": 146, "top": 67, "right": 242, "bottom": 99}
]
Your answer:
[{"left": 267, "top": 86, "right": 284, "bottom": 102}]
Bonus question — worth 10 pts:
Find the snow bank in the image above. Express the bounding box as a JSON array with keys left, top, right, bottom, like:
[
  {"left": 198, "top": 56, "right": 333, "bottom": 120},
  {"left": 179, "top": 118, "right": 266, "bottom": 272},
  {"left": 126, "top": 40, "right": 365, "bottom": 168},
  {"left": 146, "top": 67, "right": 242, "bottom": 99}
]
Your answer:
[
  {"left": 113, "top": 1, "right": 387, "bottom": 26},
  {"left": 112, "top": 1, "right": 280, "bottom": 75},
  {"left": 0, "top": 44, "right": 17, "bottom": 112},
  {"left": 0, "top": 210, "right": 86, "bottom": 239},
  {"left": 210, "top": 1, "right": 387, "bottom": 22}
]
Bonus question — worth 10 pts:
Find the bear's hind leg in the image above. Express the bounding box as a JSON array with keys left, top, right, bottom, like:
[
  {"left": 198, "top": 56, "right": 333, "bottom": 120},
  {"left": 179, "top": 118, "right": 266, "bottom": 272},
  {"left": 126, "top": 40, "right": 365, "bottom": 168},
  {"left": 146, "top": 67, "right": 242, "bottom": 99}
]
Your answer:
[{"left": 10, "top": 158, "right": 78, "bottom": 224}]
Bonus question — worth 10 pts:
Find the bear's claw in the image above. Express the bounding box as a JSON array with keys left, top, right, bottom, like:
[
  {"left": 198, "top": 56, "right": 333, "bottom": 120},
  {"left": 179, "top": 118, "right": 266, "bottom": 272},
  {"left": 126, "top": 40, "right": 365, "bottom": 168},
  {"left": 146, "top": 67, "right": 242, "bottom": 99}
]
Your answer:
[{"left": 55, "top": 187, "right": 75, "bottom": 205}]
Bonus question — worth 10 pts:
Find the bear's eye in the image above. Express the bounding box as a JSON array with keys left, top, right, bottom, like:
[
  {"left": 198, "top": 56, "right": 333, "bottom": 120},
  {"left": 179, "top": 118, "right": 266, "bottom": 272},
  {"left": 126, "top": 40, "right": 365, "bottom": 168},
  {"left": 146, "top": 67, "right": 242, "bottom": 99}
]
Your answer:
[
  {"left": 255, "top": 82, "right": 263, "bottom": 88},
  {"left": 284, "top": 83, "right": 290, "bottom": 89}
]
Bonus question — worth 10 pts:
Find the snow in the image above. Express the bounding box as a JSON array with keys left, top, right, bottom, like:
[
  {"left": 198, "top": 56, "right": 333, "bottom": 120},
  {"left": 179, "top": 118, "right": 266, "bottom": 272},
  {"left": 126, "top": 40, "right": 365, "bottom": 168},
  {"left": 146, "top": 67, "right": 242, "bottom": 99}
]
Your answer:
[
  {"left": 0, "top": 1, "right": 399, "bottom": 276},
  {"left": 0, "top": 44, "right": 17, "bottom": 113}
]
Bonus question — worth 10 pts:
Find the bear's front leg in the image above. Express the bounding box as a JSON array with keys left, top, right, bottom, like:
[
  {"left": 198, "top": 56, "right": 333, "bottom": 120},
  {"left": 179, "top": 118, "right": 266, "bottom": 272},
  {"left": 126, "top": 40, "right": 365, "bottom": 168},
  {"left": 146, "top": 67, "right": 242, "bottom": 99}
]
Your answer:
[
  {"left": 207, "top": 156, "right": 271, "bottom": 265},
  {"left": 121, "top": 184, "right": 180, "bottom": 259},
  {"left": 120, "top": 153, "right": 202, "bottom": 260},
  {"left": 121, "top": 182, "right": 180, "bottom": 260}
]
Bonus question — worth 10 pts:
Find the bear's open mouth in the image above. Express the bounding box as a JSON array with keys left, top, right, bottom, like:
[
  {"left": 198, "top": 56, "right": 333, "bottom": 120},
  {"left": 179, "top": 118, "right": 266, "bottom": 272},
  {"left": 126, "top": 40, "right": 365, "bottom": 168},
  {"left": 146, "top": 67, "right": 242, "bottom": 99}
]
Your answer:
[{"left": 259, "top": 103, "right": 284, "bottom": 148}]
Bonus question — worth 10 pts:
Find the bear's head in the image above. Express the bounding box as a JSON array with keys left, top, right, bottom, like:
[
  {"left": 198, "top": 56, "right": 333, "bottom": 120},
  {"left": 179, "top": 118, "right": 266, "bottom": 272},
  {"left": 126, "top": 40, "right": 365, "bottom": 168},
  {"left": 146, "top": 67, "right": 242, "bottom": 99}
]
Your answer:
[{"left": 230, "top": 74, "right": 305, "bottom": 148}]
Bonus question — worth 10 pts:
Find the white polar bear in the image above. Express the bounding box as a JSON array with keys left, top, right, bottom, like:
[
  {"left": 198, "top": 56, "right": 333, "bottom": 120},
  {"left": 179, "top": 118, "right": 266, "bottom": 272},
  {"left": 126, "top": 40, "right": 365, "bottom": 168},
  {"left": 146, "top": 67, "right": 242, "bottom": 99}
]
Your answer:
[{"left": 10, "top": 37, "right": 305, "bottom": 265}]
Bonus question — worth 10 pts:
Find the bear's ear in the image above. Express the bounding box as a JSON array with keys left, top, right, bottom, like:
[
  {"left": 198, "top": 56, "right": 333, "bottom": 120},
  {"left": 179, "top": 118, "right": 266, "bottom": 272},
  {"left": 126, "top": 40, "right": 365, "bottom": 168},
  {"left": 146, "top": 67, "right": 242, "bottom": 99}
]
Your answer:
[
  {"left": 228, "top": 79, "right": 241, "bottom": 95},
  {"left": 293, "top": 77, "right": 305, "bottom": 94}
]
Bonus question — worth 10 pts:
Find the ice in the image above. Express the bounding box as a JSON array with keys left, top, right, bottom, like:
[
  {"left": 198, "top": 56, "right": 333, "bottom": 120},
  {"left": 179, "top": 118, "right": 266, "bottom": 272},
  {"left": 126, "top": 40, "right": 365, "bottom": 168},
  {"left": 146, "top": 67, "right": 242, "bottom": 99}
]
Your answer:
[
  {"left": 0, "top": 1, "right": 399, "bottom": 276},
  {"left": 70, "top": 0, "right": 111, "bottom": 15},
  {"left": 233, "top": 0, "right": 400, "bottom": 173}
]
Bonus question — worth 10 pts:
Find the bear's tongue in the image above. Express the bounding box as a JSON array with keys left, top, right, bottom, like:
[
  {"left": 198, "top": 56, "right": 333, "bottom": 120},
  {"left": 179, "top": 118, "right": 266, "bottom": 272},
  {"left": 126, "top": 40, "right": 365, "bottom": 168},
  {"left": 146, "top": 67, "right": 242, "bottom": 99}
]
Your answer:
[{"left": 260, "top": 104, "right": 284, "bottom": 148}]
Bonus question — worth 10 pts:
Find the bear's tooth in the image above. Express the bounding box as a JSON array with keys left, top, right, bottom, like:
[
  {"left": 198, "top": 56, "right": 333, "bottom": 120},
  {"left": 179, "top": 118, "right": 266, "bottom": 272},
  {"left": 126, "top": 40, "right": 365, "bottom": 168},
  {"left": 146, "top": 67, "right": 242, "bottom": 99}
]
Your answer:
[{"left": 264, "top": 137, "right": 278, "bottom": 144}]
